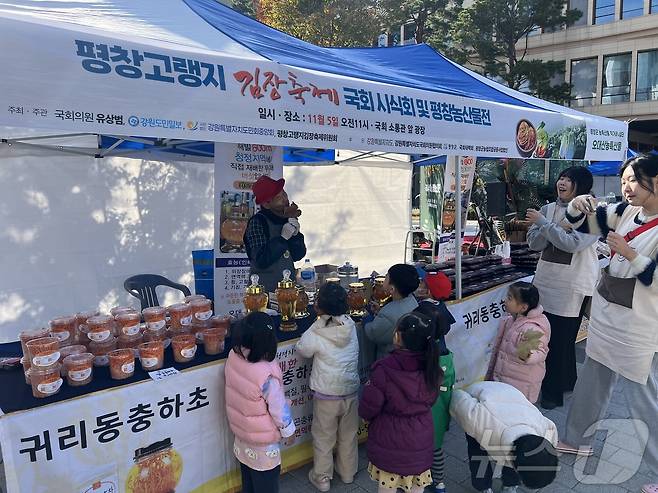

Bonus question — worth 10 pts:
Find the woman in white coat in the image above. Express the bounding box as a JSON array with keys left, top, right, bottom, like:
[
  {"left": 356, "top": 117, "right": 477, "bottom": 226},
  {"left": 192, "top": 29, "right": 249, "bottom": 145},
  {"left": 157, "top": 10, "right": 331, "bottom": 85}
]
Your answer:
[
  {"left": 558, "top": 154, "right": 658, "bottom": 493},
  {"left": 525, "top": 166, "right": 600, "bottom": 409}
]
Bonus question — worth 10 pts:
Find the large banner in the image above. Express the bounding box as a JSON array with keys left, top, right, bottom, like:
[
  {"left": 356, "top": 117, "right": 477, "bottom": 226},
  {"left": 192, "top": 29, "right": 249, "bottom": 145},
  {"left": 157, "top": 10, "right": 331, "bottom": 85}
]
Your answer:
[
  {"left": 445, "top": 276, "right": 532, "bottom": 388},
  {"left": 436, "top": 156, "right": 477, "bottom": 262},
  {"left": 0, "top": 340, "right": 313, "bottom": 493},
  {"left": 213, "top": 143, "right": 283, "bottom": 315},
  {"left": 0, "top": 14, "right": 627, "bottom": 160}
]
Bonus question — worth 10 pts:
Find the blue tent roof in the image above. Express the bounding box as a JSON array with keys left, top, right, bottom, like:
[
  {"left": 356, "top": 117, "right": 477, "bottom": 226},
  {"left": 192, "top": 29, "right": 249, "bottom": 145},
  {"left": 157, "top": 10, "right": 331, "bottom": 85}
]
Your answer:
[
  {"left": 184, "top": 0, "right": 539, "bottom": 109},
  {"left": 588, "top": 149, "right": 649, "bottom": 176}
]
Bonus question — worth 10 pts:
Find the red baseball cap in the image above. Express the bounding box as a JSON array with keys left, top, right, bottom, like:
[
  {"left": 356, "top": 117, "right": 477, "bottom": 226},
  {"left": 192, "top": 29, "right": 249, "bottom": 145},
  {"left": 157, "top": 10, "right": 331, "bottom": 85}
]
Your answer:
[
  {"left": 424, "top": 272, "right": 452, "bottom": 300},
  {"left": 252, "top": 175, "right": 285, "bottom": 205}
]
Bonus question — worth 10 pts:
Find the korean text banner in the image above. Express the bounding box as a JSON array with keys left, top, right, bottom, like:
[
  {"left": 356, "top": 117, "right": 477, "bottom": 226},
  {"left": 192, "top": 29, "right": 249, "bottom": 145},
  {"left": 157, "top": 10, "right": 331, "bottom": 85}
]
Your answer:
[
  {"left": 0, "top": 341, "right": 312, "bottom": 493},
  {"left": 213, "top": 143, "right": 283, "bottom": 315},
  {"left": 436, "top": 156, "right": 477, "bottom": 263},
  {"left": 0, "top": 14, "right": 627, "bottom": 160},
  {"left": 445, "top": 276, "right": 533, "bottom": 388}
]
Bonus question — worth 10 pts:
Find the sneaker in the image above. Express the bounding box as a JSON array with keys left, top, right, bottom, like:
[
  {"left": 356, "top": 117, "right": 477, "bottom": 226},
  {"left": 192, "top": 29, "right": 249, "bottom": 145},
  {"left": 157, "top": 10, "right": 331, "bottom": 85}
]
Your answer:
[
  {"left": 480, "top": 489, "right": 494, "bottom": 493},
  {"left": 555, "top": 440, "right": 594, "bottom": 456},
  {"left": 308, "top": 470, "right": 330, "bottom": 492},
  {"left": 433, "top": 482, "right": 446, "bottom": 493},
  {"left": 339, "top": 476, "right": 354, "bottom": 484},
  {"left": 642, "top": 485, "right": 658, "bottom": 493},
  {"left": 502, "top": 487, "right": 519, "bottom": 493}
]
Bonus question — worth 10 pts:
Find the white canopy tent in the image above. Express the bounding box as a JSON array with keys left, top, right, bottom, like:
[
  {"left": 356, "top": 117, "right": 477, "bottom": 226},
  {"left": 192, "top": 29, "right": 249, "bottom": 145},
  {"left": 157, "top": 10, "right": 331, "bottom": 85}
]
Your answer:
[{"left": 0, "top": 0, "right": 630, "bottom": 338}]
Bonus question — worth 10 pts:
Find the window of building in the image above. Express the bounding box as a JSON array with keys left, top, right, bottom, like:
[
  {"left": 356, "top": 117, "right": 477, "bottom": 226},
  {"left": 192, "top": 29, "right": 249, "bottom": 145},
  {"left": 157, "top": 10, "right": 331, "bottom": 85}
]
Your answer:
[
  {"left": 594, "top": 0, "right": 615, "bottom": 24},
  {"left": 569, "top": 0, "right": 589, "bottom": 26},
  {"left": 570, "top": 58, "right": 598, "bottom": 107},
  {"left": 621, "top": 0, "right": 644, "bottom": 18},
  {"left": 652, "top": 0, "right": 658, "bottom": 13},
  {"left": 602, "top": 53, "right": 632, "bottom": 104},
  {"left": 637, "top": 50, "right": 658, "bottom": 101}
]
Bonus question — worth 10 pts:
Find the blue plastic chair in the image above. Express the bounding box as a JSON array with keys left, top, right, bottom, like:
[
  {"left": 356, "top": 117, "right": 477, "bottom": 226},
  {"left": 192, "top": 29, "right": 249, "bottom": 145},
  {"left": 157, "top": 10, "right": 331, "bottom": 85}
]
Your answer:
[{"left": 123, "top": 274, "right": 191, "bottom": 310}]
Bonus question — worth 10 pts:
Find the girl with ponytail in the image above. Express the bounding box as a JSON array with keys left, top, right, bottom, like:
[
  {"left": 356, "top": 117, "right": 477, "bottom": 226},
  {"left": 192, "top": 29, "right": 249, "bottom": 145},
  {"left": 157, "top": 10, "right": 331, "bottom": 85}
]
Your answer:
[{"left": 359, "top": 313, "right": 442, "bottom": 493}]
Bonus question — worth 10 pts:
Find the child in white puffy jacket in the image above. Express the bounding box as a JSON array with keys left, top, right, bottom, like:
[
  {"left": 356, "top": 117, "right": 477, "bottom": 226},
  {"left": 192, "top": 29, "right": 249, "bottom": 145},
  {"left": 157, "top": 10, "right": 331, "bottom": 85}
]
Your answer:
[{"left": 296, "top": 282, "right": 360, "bottom": 492}]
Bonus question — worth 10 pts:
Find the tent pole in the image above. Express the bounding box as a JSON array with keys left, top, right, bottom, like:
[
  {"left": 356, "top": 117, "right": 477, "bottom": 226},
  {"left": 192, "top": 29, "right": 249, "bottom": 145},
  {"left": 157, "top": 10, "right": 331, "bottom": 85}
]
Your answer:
[{"left": 453, "top": 155, "right": 463, "bottom": 300}]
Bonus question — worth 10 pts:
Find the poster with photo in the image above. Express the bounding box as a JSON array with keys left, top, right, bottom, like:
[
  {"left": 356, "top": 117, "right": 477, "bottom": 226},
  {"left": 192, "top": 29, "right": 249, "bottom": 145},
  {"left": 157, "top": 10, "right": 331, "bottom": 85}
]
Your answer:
[
  {"left": 214, "top": 143, "right": 283, "bottom": 315},
  {"left": 436, "top": 156, "right": 476, "bottom": 263}
]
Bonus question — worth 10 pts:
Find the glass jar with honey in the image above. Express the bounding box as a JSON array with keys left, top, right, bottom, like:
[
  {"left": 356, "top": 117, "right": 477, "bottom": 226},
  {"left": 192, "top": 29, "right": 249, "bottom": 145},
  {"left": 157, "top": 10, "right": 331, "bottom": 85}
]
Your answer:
[
  {"left": 244, "top": 274, "right": 268, "bottom": 314},
  {"left": 276, "top": 270, "right": 297, "bottom": 332},
  {"left": 347, "top": 282, "right": 368, "bottom": 318},
  {"left": 372, "top": 276, "right": 391, "bottom": 307},
  {"left": 294, "top": 286, "right": 310, "bottom": 319}
]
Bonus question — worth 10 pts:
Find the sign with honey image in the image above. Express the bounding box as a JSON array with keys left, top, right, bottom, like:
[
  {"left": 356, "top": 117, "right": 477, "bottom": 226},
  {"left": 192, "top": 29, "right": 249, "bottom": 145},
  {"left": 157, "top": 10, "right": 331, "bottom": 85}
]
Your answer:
[{"left": 125, "top": 438, "right": 183, "bottom": 493}]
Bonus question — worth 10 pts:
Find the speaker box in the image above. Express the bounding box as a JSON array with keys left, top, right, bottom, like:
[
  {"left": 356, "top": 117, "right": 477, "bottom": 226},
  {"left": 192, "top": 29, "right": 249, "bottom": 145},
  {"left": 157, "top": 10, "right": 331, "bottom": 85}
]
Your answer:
[{"left": 485, "top": 182, "right": 507, "bottom": 217}]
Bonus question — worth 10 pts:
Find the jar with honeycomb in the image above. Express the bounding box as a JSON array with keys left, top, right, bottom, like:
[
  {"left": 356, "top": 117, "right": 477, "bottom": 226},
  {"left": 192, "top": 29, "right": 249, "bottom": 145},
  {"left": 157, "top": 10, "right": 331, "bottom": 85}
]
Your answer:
[
  {"left": 294, "top": 286, "right": 310, "bottom": 319},
  {"left": 347, "top": 282, "right": 368, "bottom": 318},
  {"left": 276, "top": 270, "right": 297, "bottom": 332},
  {"left": 244, "top": 274, "right": 268, "bottom": 314}
]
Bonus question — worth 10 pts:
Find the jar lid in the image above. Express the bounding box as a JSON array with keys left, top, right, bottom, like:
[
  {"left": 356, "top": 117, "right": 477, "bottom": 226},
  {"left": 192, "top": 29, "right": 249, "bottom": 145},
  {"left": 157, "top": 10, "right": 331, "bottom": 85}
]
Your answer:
[
  {"left": 278, "top": 269, "right": 294, "bottom": 289},
  {"left": 246, "top": 284, "right": 264, "bottom": 294},
  {"left": 167, "top": 303, "right": 190, "bottom": 313},
  {"left": 338, "top": 261, "right": 358, "bottom": 275},
  {"left": 349, "top": 282, "right": 365, "bottom": 289},
  {"left": 134, "top": 438, "right": 172, "bottom": 462}
]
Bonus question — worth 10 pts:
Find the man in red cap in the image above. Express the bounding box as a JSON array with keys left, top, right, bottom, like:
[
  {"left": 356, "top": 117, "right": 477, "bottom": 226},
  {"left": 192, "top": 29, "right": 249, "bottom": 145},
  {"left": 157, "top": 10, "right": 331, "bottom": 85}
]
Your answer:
[{"left": 243, "top": 175, "right": 307, "bottom": 292}]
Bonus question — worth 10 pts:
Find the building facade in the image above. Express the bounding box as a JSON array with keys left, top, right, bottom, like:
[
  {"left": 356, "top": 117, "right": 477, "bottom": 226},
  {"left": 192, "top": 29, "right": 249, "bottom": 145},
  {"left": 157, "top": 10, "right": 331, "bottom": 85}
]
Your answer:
[{"left": 521, "top": 0, "right": 658, "bottom": 149}]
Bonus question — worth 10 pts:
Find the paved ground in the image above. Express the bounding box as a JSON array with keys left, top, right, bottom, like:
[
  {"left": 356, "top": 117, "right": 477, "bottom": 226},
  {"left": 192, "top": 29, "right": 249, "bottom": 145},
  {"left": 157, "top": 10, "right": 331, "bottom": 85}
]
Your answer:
[{"left": 281, "top": 343, "right": 655, "bottom": 493}]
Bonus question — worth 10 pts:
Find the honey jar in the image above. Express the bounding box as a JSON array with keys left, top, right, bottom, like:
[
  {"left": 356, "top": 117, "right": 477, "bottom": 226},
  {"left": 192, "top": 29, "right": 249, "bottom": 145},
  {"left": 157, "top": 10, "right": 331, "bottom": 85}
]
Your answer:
[
  {"left": 87, "top": 315, "right": 115, "bottom": 343},
  {"left": 171, "top": 334, "right": 197, "bottom": 363},
  {"left": 29, "top": 364, "right": 63, "bottom": 398},
  {"left": 115, "top": 311, "right": 142, "bottom": 337},
  {"left": 294, "top": 286, "right": 310, "bottom": 319},
  {"left": 276, "top": 270, "right": 298, "bottom": 332},
  {"left": 201, "top": 327, "right": 225, "bottom": 355},
  {"left": 347, "top": 282, "right": 368, "bottom": 318},
  {"left": 63, "top": 353, "right": 94, "bottom": 386},
  {"left": 189, "top": 298, "right": 213, "bottom": 322},
  {"left": 372, "top": 276, "right": 391, "bottom": 307},
  {"left": 26, "top": 336, "right": 60, "bottom": 369},
  {"left": 49, "top": 315, "right": 76, "bottom": 346},
  {"left": 108, "top": 349, "right": 135, "bottom": 380},
  {"left": 89, "top": 337, "right": 117, "bottom": 367},
  {"left": 244, "top": 274, "right": 268, "bottom": 314},
  {"left": 138, "top": 341, "right": 165, "bottom": 371},
  {"left": 19, "top": 327, "right": 51, "bottom": 357},
  {"left": 168, "top": 303, "right": 193, "bottom": 331},
  {"left": 142, "top": 306, "right": 167, "bottom": 331}
]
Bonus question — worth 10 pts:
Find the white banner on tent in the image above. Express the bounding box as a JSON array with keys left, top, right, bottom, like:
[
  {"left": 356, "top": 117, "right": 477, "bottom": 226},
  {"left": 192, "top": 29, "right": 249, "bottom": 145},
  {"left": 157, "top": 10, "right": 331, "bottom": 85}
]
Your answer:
[
  {"left": 445, "top": 276, "right": 532, "bottom": 388},
  {"left": 437, "top": 156, "right": 476, "bottom": 262},
  {"left": 0, "top": 340, "right": 313, "bottom": 493},
  {"left": 0, "top": 15, "right": 627, "bottom": 160},
  {"left": 213, "top": 143, "right": 283, "bottom": 315}
]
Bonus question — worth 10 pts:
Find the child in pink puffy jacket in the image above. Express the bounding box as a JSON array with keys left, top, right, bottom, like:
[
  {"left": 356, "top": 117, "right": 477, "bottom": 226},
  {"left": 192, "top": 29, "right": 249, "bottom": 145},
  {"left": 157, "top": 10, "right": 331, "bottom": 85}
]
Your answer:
[
  {"left": 224, "top": 312, "right": 296, "bottom": 493},
  {"left": 487, "top": 282, "right": 551, "bottom": 403}
]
